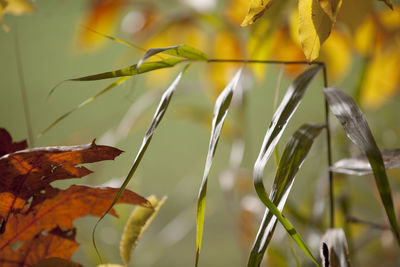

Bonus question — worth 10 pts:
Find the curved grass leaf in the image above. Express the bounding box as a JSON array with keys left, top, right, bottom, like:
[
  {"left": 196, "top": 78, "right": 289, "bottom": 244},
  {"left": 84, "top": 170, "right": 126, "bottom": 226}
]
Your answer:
[
  {"left": 92, "top": 65, "right": 189, "bottom": 261},
  {"left": 252, "top": 66, "right": 322, "bottom": 264},
  {"left": 249, "top": 123, "right": 324, "bottom": 266},
  {"left": 320, "top": 228, "right": 350, "bottom": 267},
  {"left": 331, "top": 149, "right": 400, "bottom": 176},
  {"left": 196, "top": 69, "right": 242, "bottom": 267},
  {"left": 323, "top": 86, "right": 400, "bottom": 245},
  {"left": 48, "top": 58, "right": 182, "bottom": 97},
  {"left": 81, "top": 25, "right": 148, "bottom": 52},
  {"left": 39, "top": 76, "right": 131, "bottom": 137},
  {"left": 137, "top": 44, "right": 208, "bottom": 70},
  {"left": 120, "top": 195, "right": 167, "bottom": 266}
]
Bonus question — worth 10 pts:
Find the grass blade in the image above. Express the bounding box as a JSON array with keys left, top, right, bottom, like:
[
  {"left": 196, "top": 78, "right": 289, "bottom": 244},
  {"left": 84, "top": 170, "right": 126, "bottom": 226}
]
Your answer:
[
  {"left": 39, "top": 76, "right": 131, "bottom": 137},
  {"left": 81, "top": 25, "right": 148, "bottom": 52},
  {"left": 196, "top": 69, "right": 242, "bottom": 267},
  {"left": 249, "top": 123, "right": 324, "bottom": 266},
  {"left": 331, "top": 149, "right": 400, "bottom": 176},
  {"left": 48, "top": 58, "right": 182, "bottom": 97},
  {"left": 323, "top": 86, "right": 400, "bottom": 245},
  {"left": 252, "top": 66, "right": 322, "bottom": 265},
  {"left": 120, "top": 195, "right": 167, "bottom": 266},
  {"left": 92, "top": 65, "right": 189, "bottom": 262},
  {"left": 320, "top": 228, "right": 351, "bottom": 267},
  {"left": 137, "top": 44, "right": 208, "bottom": 70}
]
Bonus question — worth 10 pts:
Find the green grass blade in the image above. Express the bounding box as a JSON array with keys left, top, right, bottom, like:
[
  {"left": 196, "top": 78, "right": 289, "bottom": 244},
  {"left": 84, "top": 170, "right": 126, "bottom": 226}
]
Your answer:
[
  {"left": 323, "top": 86, "right": 400, "bottom": 245},
  {"left": 92, "top": 65, "right": 189, "bottom": 262},
  {"left": 320, "top": 228, "right": 351, "bottom": 267},
  {"left": 81, "top": 25, "right": 148, "bottom": 52},
  {"left": 331, "top": 149, "right": 400, "bottom": 176},
  {"left": 249, "top": 123, "right": 324, "bottom": 266},
  {"left": 137, "top": 44, "right": 208, "bottom": 70},
  {"left": 48, "top": 58, "right": 182, "bottom": 97},
  {"left": 252, "top": 66, "right": 322, "bottom": 265},
  {"left": 196, "top": 69, "right": 242, "bottom": 267},
  {"left": 39, "top": 76, "right": 131, "bottom": 137},
  {"left": 120, "top": 195, "right": 167, "bottom": 265}
]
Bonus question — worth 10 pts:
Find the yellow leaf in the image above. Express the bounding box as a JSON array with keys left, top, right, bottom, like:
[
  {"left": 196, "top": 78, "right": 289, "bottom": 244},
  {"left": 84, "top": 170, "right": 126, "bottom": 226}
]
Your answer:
[
  {"left": 241, "top": 0, "right": 275, "bottom": 27},
  {"left": 318, "top": 0, "right": 342, "bottom": 22},
  {"left": 298, "top": 0, "right": 333, "bottom": 62},
  {"left": 360, "top": 45, "right": 400, "bottom": 109},
  {"left": 120, "top": 195, "right": 167, "bottom": 266}
]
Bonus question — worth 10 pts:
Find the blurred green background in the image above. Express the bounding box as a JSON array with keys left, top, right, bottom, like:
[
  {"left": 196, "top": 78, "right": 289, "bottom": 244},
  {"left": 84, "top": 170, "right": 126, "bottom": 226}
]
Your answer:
[{"left": 1, "top": 1, "right": 400, "bottom": 266}]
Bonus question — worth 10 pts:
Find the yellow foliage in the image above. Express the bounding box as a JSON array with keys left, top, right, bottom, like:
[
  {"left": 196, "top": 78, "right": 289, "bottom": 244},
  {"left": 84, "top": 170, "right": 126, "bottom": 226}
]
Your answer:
[
  {"left": 318, "top": 0, "right": 342, "bottom": 22},
  {"left": 247, "top": 19, "right": 275, "bottom": 81},
  {"left": 0, "top": 0, "right": 34, "bottom": 31},
  {"left": 298, "top": 0, "right": 333, "bottom": 62},
  {"left": 225, "top": 0, "right": 250, "bottom": 25},
  {"left": 241, "top": 0, "right": 275, "bottom": 27},
  {"left": 337, "top": 0, "right": 373, "bottom": 32},
  {"left": 360, "top": 44, "right": 400, "bottom": 109},
  {"left": 272, "top": 26, "right": 306, "bottom": 76},
  {"left": 320, "top": 31, "right": 351, "bottom": 82},
  {"left": 353, "top": 16, "right": 375, "bottom": 56},
  {"left": 208, "top": 30, "right": 243, "bottom": 98},
  {"left": 145, "top": 19, "right": 207, "bottom": 87},
  {"left": 76, "top": 0, "right": 125, "bottom": 52}
]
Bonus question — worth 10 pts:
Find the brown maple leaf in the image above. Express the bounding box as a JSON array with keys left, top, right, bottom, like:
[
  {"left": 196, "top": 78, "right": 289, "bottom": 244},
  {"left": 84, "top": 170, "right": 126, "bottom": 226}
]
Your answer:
[
  {"left": 0, "top": 185, "right": 151, "bottom": 251},
  {"left": 0, "top": 227, "right": 80, "bottom": 267},
  {"left": 0, "top": 128, "right": 27, "bottom": 157},
  {"left": 0, "top": 139, "right": 123, "bottom": 232}
]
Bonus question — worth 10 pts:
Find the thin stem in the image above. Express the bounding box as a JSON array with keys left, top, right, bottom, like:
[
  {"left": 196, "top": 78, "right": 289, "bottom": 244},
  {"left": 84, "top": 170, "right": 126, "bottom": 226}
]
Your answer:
[
  {"left": 322, "top": 65, "right": 334, "bottom": 228},
  {"left": 207, "top": 58, "right": 323, "bottom": 65},
  {"left": 14, "top": 24, "right": 34, "bottom": 147}
]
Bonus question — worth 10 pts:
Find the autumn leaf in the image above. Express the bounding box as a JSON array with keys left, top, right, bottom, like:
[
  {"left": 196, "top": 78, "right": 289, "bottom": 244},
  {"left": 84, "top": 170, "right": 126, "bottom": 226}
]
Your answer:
[
  {"left": 0, "top": 138, "right": 122, "bottom": 232},
  {"left": 0, "top": 129, "right": 150, "bottom": 266},
  {"left": 0, "top": 128, "right": 27, "bottom": 157},
  {"left": 241, "top": 0, "right": 275, "bottom": 27},
  {"left": 318, "top": 0, "right": 342, "bottom": 22},
  {"left": 298, "top": 0, "right": 333, "bottom": 62},
  {"left": 0, "top": 228, "right": 80, "bottom": 267},
  {"left": 0, "top": 185, "right": 150, "bottom": 250},
  {"left": 120, "top": 195, "right": 167, "bottom": 265}
]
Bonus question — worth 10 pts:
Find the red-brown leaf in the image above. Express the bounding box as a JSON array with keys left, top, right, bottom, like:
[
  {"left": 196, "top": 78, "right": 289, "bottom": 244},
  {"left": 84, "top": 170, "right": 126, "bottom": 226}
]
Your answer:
[
  {"left": 0, "top": 129, "right": 27, "bottom": 157},
  {"left": 0, "top": 185, "right": 150, "bottom": 251},
  {"left": 0, "top": 140, "right": 123, "bottom": 226},
  {"left": 0, "top": 228, "right": 80, "bottom": 267}
]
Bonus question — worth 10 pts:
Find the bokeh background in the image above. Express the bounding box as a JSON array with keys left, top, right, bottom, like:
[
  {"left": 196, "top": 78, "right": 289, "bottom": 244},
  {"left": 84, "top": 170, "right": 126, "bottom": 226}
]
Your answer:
[{"left": 1, "top": 0, "right": 400, "bottom": 266}]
